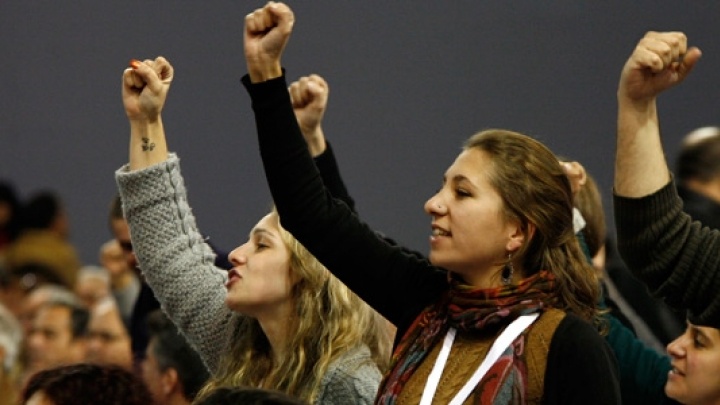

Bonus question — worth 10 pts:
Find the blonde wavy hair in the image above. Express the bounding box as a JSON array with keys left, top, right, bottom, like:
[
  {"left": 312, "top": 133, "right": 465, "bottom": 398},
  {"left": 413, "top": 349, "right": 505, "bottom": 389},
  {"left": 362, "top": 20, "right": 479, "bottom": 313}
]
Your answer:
[{"left": 196, "top": 211, "right": 392, "bottom": 403}]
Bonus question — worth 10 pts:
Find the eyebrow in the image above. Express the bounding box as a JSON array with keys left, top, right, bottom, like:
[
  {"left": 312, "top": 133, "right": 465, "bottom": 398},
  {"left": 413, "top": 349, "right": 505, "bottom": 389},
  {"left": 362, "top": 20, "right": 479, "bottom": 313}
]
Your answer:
[
  {"left": 249, "top": 227, "right": 276, "bottom": 240},
  {"left": 691, "top": 325, "right": 711, "bottom": 341},
  {"left": 442, "top": 173, "right": 470, "bottom": 183},
  {"left": 447, "top": 174, "right": 477, "bottom": 190}
]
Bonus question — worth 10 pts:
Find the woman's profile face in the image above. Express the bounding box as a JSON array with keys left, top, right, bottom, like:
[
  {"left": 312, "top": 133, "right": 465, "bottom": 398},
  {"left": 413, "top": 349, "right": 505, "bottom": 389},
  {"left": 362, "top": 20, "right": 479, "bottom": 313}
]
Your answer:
[
  {"left": 666, "top": 322, "right": 720, "bottom": 405},
  {"left": 225, "top": 213, "right": 294, "bottom": 317},
  {"left": 423, "top": 148, "right": 521, "bottom": 286}
]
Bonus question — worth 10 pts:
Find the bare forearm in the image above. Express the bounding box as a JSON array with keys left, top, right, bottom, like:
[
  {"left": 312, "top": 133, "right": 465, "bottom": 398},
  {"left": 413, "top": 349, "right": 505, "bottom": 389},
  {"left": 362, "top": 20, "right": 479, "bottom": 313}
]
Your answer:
[
  {"left": 614, "top": 98, "right": 670, "bottom": 197},
  {"left": 128, "top": 118, "right": 169, "bottom": 171}
]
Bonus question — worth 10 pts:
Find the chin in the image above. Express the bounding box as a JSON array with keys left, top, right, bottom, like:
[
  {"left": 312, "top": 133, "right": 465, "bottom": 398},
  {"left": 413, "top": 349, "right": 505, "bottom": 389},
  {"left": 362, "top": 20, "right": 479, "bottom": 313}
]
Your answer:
[
  {"left": 224, "top": 296, "right": 238, "bottom": 311},
  {"left": 664, "top": 383, "right": 684, "bottom": 404},
  {"left": 428, "top": 252, "right": 449, "bottom": 267}
]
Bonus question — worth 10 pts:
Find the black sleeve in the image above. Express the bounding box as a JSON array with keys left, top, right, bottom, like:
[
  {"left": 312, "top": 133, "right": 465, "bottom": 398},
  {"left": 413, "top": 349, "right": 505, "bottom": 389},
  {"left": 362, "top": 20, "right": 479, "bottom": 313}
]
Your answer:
[
  {"left": 314, "top": 142, "right": 356, "bottom": 212},
  {"left": 614, "top": 180, "right": 720, "bottom": 327},
  {"left": 316, "top": 141, "right": 429, "bottom": 264},
  {"left": 242, "top": 74, "right": 447, "bottom": 331},
  {"left": 543, "top": 315, "right": 622, "bottom": 404}
]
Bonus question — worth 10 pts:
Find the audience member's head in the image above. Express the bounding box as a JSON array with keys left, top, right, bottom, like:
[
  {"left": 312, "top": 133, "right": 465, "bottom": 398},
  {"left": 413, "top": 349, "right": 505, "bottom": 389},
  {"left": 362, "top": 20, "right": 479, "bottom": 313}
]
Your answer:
[
  {"left": 142, "top": 310, "right": 209, "bottom": 405},
  {"left": 194, "top": 386, "right": 306, "bottom": 405},
  {"left": 677, "top": 126, "right": 720, "bottom": 204},
  {"left": 18, "top": 284, "right": 78, "bottom": 336},
  {"left": 0, "top": 265, "right": 28, "bottom": 319},
  {"left": 108, "top": 195, "right": 137, "bottom": 271},
  {"left": 11, "top": 263, "right": 67, "bottom": 292},
  {"left": 665, "top": 321, "right": 720, "bottom": 405},
  {"left": 85, "top": 297, "right": 132, "bottom": 370},
  {"left": 26, "top": 300, "right": 88, "bottom": 374},
  {"left": 0, "top": 180, "right": 21, "bottom": 250},
  {"left": 19, "top": 192, "right": 69, "bottom": 239},
  {"left": 74, "top": 265, "right": 110, "bottom": 309},
  {"left": 99, "top": 238, "right": 135, "bottom": 290},
  {"left": 21, "top": 363, "right": 153, "bottom": 405}
]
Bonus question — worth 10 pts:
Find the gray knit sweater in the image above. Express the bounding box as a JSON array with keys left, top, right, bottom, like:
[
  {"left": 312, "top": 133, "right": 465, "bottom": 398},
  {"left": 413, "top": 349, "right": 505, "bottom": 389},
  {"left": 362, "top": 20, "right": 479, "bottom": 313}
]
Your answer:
[{"left": 115, "top": 154, "right": 381, "bottom": 404}]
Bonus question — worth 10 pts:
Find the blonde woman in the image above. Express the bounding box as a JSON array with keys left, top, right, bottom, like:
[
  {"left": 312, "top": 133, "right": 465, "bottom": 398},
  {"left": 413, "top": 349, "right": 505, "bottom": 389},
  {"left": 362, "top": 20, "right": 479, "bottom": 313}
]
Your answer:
[{"left": 114, "top": 57, "right": 388, "bottom": 404}]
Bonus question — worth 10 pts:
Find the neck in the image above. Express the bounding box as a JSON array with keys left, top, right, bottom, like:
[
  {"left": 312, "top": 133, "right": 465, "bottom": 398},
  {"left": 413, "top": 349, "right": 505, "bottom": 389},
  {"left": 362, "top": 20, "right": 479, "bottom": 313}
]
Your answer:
[
  {"left": 165, "top": 392, "right": 191, "bottom": 405},
  {"left": 256, "top": 307, "right": 294, "bottom": 363}
]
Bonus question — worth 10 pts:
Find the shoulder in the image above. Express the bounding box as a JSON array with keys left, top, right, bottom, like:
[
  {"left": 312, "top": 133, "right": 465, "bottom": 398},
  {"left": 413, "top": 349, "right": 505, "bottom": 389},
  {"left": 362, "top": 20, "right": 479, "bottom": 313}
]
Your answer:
[
  {"left": 550, "top": 313, "right": 611, "bottom": 353},
  {"left": 544, "top": 313, "right": 621, "bottom": 403},
  {"left": 537, "top": 313, "right": 622, "bottom": 404},
  {"left": 316, "top": 345, "right": 381, "bottom": 405}
]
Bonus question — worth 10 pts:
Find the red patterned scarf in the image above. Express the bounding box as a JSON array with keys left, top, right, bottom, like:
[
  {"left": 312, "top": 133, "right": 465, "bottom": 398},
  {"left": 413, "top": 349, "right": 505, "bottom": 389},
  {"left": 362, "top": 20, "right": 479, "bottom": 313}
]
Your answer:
[{"left": 376, "top": 270, "right": 556, "bottom": 404}]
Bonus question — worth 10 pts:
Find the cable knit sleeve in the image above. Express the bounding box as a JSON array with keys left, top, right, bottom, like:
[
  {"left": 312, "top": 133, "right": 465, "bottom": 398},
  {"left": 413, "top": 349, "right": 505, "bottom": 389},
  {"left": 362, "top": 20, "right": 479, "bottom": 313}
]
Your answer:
[
  {"left": 614, "top": 180, "right": 720, "bottom": 328},
  {"left": 115, "top": 153, "right": 236, "bottom": 372}
]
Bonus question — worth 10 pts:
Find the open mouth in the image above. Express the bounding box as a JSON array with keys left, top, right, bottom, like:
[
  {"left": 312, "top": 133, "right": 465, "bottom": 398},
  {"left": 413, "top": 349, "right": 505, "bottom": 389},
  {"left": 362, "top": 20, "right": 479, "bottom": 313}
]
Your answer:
[{"left": 225, "top": 269, "right": 241, "bottom": 288}]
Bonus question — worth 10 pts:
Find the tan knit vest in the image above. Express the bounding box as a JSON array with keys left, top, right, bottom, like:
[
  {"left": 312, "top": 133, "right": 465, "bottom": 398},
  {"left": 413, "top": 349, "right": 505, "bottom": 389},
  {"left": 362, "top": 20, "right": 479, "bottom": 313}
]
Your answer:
[{"left": 396, "top": 308, "right": 566, "bottom": 405}]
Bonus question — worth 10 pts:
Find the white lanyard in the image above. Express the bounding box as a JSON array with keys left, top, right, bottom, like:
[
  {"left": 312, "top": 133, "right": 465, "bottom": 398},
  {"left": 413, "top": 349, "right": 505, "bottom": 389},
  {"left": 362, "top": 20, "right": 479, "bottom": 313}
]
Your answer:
[{"left": 419, "top": 313, "right": 540, "bottom": 405}]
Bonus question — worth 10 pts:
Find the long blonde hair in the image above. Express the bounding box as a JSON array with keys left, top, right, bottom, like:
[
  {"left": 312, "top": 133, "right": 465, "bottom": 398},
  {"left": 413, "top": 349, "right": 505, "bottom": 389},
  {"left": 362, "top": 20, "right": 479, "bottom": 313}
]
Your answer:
[
  {"left": 465, "top": 130, "right": 602, "bottom": 325},
  {"left": 197, "top": 211, "right": 391, "bottom": 402}
]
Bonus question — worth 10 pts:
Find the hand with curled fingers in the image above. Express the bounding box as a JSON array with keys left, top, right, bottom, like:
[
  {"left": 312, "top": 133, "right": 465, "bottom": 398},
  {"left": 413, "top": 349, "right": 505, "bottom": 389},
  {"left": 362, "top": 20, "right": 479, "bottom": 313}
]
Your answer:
[
  {"left": 122, "top": 56, "right": 174, "bottom": 122},
  {"left": 560, "top": 161, "right": 587, "bottom": 198},
  {"left": 290, "top": 74, "right": 329, "bottom": 156},
  {"left": 244, "top": 1, "right": 294, "bottom": 82},
  {"left": 618, "top": 31, "right": 701, "bottom": 104}
]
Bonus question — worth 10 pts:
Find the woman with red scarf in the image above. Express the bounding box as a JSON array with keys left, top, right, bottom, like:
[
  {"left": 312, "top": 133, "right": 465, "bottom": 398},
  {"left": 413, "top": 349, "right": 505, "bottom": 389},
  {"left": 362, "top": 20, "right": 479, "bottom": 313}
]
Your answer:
[{"left": 242, "top": 3, "right": 620, "bottom": 403}]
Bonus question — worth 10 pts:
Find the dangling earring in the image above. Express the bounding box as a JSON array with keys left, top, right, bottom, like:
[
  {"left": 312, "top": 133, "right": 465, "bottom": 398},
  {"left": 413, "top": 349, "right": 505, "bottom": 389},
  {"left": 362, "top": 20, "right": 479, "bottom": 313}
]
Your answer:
[{"left": 502, "top": 253, "right": 514, "bottom": 285}]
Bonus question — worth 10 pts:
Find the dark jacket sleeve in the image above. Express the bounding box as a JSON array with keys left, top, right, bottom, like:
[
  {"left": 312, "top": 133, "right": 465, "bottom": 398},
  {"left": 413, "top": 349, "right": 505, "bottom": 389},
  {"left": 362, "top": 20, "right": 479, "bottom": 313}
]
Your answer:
[
  {"left": 314, "top": 142, "right": 356, "bottom": 212},
  {"left": 543, "top": 315, "right": 621, "bottom": 404},
  {"left": 317, "top": 141, "right": 428, "bottom": 266},
  {"left": 605, "top": 314, "right": 675, "bottom": 404},
  {"left": 614, "top": 180, "right": 720, "bottom": 328},
  {"left": 242, "top": 74, "right": 447, "bottom": 332}
]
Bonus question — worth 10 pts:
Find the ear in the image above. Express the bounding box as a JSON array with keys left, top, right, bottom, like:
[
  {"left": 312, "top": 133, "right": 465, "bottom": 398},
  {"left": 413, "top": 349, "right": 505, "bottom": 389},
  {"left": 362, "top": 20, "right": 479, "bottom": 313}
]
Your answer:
[
  {"left": 161, "top": 367, "right": 179, "bottom": 396},
  {"left": 506, "top": 221, "right": 535, "bottom": 252}
]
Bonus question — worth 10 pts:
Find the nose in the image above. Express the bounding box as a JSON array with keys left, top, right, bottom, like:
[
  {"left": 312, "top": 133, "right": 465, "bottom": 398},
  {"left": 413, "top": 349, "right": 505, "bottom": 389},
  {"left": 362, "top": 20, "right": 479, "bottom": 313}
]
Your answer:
[
  {"left": 424, "top": 192, "right": 446, "bottom": 216},
  {"left": 87, "top": 336, "right": 101, "bottom": 351},
  {"left": 27, "top": 332, "right": 42, "bottom": 349},
  {"left": 666, "top": 332, "right": 688, "bottom": 358},
  {"left": 228, "top": 244, "right": 249, "bottom": 267}
]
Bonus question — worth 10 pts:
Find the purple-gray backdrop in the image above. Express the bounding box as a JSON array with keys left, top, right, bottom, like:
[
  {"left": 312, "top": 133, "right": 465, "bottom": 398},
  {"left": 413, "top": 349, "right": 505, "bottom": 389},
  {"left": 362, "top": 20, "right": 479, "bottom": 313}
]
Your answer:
[{"left": 1, "top": 1, "right": 719, "bottom": 264}]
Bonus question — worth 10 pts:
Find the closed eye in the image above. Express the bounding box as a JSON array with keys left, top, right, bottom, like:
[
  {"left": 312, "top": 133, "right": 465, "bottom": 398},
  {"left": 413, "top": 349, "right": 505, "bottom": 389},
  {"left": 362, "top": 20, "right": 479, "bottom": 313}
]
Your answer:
[{"left": 692, "top": 327, "right": 707, "bottom": 348}]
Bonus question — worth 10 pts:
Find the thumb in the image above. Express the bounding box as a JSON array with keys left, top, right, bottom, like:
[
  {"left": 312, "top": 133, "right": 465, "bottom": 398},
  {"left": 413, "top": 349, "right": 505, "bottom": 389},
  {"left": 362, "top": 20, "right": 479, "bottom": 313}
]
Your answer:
[
  {"left": 676, "top": 47, "right": 702, "bottom": 82},
  {"left": 129, "top": 60, "right": 162, "bottom": 93}
]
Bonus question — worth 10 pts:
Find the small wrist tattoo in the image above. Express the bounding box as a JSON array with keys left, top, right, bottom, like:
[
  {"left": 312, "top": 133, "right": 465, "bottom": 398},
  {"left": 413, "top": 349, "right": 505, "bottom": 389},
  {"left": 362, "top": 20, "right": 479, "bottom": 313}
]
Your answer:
[{"left": 141, "top": 137, "right": 156, "bottom": 152}]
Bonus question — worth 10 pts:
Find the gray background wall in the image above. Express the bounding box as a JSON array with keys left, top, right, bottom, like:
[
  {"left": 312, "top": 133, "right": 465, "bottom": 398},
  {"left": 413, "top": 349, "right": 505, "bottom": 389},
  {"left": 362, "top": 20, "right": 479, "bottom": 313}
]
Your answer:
[{"left": 1, "top": 1, "right": 719, "bottom": 265}]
